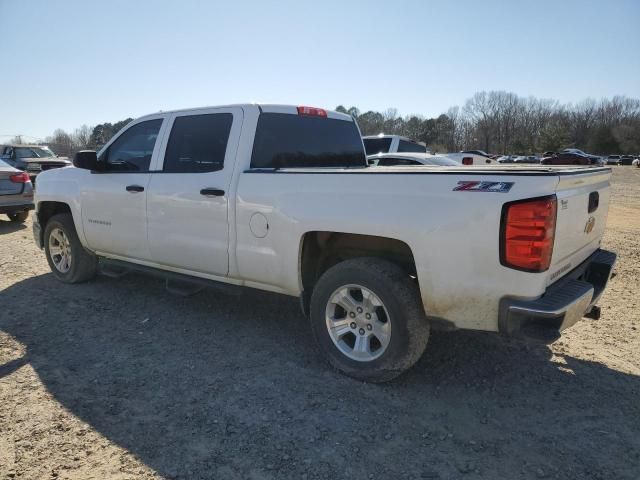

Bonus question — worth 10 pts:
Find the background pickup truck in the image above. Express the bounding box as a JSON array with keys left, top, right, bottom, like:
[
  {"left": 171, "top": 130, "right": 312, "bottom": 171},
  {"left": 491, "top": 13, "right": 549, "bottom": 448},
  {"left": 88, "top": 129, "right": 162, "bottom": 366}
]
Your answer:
[{"left": 32, "top": 104, "right": 616, "bottom": 382}]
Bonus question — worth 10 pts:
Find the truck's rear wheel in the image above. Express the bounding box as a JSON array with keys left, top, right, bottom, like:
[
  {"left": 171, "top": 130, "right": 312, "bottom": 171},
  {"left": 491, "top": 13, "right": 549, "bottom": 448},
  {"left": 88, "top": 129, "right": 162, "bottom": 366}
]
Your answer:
[
  {"left": 44, "top": 213, "right": 97, "bottom": 283},
  {"left": 310, "top": 257, "right": 430, "bottom": 382}
]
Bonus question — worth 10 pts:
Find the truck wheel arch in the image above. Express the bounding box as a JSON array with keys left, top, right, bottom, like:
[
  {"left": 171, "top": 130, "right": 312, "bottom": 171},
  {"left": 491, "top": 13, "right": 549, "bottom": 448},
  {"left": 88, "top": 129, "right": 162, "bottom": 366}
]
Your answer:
[
  {"left": 36, "top": 201, "right": 73, "bottom": 245},
  {"left": 298, "top": 231, "right": 418, "bottom": 317}
]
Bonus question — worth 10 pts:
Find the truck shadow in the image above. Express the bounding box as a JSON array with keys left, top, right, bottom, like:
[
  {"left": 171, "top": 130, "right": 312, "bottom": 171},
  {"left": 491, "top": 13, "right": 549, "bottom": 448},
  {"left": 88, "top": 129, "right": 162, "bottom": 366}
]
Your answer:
[
  {"left": 1, "top": 273, "right": 639, "bottom": 479},
  {"left": 0, "top": 218, "right": 27, "bottom": 234}
]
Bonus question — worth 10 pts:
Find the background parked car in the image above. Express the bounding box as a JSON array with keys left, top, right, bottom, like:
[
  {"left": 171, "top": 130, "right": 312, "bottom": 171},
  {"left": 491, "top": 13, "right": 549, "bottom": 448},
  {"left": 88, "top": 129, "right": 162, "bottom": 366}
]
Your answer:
[
  {"left": 606, "top": 155, "right": 621, "bottom": 165},
  {"left": 0, "top": 159, "right": 34, "bottom": 222},
  {"left": 362, "top": 135, "right": 428, "bottom": 155},
  {"left": 368, "top": 152, "right": 460, "bottom": 166},
  {"left": 619, "top": 155, "right": 635, "bottom": 165},
  {"left": 0, "top": 144, "right": 72, "bottom": 182},
  {"left": 496, "top": 155, "right": 517, "bottom": 163},
  {"left": 541, "top": 152, "right": 594, "bottom": 165},
  {"left": 513, "top": 155, "right": 541, "bottom": 164},
  {"left": 561, "top": 148, "right": 603, "bottom": 165},
  {"left": 444, "top": 149, "right": 497, "bottom": 165}
]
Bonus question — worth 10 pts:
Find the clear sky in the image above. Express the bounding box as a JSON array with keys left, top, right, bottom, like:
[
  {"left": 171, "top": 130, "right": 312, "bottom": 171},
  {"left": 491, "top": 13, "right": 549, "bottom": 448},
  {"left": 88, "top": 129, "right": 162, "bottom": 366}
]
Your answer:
[{"left": 1, "top": 0, "right": 639, "bottom": 140}]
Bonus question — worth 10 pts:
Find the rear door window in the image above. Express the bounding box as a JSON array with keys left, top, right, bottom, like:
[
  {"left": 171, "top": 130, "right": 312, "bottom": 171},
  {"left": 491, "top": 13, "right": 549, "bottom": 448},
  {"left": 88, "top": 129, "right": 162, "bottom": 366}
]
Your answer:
[
  {"left": 397, "top": 140, "right": 426, "bottom": 153},
  {"left": 250, "top": 113, "right": 366, "bottom": 168},
  {"left": 163, "top": 113, "right": 233, "bottom": 173}
]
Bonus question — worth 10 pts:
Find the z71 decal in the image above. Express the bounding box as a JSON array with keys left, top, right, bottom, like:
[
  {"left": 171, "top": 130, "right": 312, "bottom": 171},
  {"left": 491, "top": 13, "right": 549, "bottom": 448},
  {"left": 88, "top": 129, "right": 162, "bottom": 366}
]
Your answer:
[{"left": 453, "top": 181, "right": 514, "bottom": 193}]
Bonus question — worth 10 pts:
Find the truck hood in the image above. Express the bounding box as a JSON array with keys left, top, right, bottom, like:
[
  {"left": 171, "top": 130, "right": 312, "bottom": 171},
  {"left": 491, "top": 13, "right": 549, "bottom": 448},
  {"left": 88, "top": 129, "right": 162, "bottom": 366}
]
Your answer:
[{"left": 22, "top": 157, "right": 71, "bottom": 164}]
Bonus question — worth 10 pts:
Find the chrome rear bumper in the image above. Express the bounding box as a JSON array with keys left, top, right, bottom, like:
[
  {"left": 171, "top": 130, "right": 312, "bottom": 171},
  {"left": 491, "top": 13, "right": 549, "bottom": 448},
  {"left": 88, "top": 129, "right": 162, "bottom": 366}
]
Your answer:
[{"left": 499, "top": 249, "right": 617, "bottom": 343}]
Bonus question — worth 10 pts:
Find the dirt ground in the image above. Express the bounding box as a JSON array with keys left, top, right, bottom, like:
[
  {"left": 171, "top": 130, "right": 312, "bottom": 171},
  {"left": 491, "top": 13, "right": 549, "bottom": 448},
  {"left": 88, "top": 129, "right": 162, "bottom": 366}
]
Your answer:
[{"left": 1, "top": 168, "right": 639, "bottom": 480}]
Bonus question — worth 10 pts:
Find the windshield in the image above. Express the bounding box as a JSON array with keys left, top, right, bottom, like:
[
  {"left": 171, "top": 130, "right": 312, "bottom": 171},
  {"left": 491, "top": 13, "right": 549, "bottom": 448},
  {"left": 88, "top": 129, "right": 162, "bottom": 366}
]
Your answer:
[
  {"left": 14, "top": 147, "right": 55, "bottom": 158},
  {"left": 32, "top": 147, "right": 55, "bottom": 157},
  {"left": 364, "top": 138, "right": 393, "bottom": 155}
]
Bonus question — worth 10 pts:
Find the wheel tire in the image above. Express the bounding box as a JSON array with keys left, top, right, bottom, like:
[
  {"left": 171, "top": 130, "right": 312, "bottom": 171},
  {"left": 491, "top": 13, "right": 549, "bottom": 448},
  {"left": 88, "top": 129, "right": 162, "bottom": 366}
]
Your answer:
[
  {"left": 310, "top": 257, "right": 430, "bottom": 383},
  {"left": 44, "top": 213, "right": 97, "bottom": 283},
  {"left": 7, "top": 211, "right": 29, "bottom": 223}
]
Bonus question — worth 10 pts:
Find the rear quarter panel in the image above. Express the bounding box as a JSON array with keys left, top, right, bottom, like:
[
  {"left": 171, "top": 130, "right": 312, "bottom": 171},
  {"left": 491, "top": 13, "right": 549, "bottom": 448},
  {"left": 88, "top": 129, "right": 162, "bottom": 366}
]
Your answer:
[{"left": 235, "top": 168, "right": 561, "bottom": 331}]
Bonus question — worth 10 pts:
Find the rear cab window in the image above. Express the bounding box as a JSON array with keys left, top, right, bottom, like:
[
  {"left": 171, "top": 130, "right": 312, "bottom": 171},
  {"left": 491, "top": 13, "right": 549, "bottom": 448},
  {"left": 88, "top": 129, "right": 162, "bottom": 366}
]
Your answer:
[{"left": 250, "top": 113, "right": 366, "bottom": 168}]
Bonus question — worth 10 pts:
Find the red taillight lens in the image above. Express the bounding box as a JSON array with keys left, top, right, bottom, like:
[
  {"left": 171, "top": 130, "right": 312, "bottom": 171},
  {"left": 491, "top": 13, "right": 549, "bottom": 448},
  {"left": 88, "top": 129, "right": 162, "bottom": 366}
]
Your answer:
[
  {"left": 462, "top": 157, "right": 473, "bottom": 165},
  {"left": 9, "top": 172, "right": 31, "bottom": 183},
  {"left": 297, "top": 106, "right": 327, "bottom": 117},
  {"left": 501, "top": 196, "right": 557, "bottom": 272}
]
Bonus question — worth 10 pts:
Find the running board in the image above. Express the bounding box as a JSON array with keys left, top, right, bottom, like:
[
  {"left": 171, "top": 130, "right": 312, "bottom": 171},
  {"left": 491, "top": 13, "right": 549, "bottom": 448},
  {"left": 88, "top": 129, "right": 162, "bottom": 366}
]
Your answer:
[
  {"left": 99, "top": 262, "right": 130, "bottom": 278},
  {"left": 98, "top": 258, "right": 242, "bottom": 297}
]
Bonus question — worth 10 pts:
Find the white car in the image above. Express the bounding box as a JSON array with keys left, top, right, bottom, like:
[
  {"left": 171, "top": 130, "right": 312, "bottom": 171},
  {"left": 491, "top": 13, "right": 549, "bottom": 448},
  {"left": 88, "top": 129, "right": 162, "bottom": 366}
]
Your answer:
[
  {"left": 368, "top": 152, "right": 459, "bottom": 166},
  {"left": 32, "top": 103, "right": 616, "bottom": 382},
  {"left": 363, "top": 134, "right": 428, "bottom": 155},
  {"left": 445, "top": 150, "right": 497, "bottom": 165}
]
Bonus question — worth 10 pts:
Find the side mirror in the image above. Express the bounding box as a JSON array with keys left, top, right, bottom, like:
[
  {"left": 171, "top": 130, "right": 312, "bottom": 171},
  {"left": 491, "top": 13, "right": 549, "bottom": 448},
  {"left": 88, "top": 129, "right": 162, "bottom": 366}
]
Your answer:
[{"left": 73, "top": 150, "right": 101, "bottom": 170}]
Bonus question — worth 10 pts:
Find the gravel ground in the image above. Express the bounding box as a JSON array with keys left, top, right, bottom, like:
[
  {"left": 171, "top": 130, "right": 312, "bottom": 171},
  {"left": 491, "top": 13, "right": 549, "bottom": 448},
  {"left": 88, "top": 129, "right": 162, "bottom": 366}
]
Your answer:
[{"left": 1, "top": 168, "right": 639, "bottom": 480}]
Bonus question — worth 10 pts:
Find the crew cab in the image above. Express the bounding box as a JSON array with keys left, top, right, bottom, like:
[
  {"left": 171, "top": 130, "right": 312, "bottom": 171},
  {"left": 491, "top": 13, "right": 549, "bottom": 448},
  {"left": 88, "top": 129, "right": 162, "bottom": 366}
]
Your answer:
[{"left": 32, "top": 104, "right": 616, "bottom": 382}]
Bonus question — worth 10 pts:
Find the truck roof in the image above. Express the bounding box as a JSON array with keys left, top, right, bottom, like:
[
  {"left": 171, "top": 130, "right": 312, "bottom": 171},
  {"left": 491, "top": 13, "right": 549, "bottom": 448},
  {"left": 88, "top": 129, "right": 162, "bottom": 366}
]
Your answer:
[{"left": 137, "top": 104, "right": 353, "bottom": 123}]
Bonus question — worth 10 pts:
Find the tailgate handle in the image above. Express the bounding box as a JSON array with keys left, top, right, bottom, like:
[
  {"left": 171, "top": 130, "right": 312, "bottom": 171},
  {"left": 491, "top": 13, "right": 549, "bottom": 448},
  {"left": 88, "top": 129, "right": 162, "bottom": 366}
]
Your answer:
[{"left": 588, "top": 192, "right": 599, "bottom": 213}]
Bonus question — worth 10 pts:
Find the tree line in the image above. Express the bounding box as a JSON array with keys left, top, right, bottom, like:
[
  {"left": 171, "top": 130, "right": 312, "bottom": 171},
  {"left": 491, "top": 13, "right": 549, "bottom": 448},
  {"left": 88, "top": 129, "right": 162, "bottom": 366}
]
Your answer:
[
  {"left": 337, "top": 91, "right": 640, "bottom": 155},
  {"left": 26, "top": 91, "right": 640, "bottom": 158},
  {"left": 36, "top": 118, "right": 133, "bottom": 158}
]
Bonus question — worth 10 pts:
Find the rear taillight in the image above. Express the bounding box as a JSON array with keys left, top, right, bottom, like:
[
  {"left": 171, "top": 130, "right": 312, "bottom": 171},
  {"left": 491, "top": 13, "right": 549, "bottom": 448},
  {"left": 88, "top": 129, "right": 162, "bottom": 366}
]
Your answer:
[
  {"left": 297, "top": 106, "right": 327, "bottom": 117},
  {"left": 9, "top": 172, "right": 31, "bottom": 183},
  {"left": 500, "top": 195, "right": 557, "bottom": 272},
  {"left": 462, "top": 157, "right": 473, "bottom": 165}
]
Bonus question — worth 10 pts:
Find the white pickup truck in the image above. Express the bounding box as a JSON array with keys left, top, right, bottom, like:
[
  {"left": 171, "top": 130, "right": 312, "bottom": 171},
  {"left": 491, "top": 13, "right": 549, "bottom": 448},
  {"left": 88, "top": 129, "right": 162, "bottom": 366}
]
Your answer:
[{"left": 32, "top": 104, "right": 616, "bottom": 382}]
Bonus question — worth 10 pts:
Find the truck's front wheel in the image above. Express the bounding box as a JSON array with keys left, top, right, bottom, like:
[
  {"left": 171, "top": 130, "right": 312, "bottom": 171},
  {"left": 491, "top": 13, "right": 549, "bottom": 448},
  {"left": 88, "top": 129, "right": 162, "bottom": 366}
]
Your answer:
[
  {"left": 44, "top": 213, "right": 97, "bottom": 283},
  {"left": 310, "top": 257, "right": 430, "bottom": 382}
]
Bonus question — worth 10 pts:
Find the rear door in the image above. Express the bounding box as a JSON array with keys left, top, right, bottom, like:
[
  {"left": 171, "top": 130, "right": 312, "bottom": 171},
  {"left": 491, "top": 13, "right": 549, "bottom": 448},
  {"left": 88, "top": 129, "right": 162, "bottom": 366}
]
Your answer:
[
  {"left": 146, "top": 107, "right": 243, "bottom": 276},
  {"left": 547, "top": 169, "right": 612, "bottom": 284}
]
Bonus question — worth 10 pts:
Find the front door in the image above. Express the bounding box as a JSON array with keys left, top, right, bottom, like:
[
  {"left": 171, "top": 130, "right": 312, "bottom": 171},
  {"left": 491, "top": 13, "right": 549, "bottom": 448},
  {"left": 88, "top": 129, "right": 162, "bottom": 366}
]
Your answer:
[
  {"left": 80, "top": 116, "right": 166, "bottom": 259},
  {"left": 146, "top": 107, "right": 243, "bottom": 276}
]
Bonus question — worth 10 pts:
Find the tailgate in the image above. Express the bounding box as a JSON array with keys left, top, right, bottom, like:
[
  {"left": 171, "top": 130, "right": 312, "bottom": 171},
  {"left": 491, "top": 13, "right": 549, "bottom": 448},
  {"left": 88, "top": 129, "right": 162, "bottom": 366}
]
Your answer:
[{"left": 547, "top": 169, "right": 611, "bottom": 285}]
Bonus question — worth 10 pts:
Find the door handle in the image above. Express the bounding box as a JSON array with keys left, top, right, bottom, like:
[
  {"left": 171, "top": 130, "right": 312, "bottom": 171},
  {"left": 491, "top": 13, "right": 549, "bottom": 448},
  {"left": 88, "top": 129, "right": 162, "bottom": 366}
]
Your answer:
[
  {"left": 200, "top": 188, "right": 225, "bottom": 197},
  {"left": 126, "top": 185, "right": 145, "bottom": 193}
]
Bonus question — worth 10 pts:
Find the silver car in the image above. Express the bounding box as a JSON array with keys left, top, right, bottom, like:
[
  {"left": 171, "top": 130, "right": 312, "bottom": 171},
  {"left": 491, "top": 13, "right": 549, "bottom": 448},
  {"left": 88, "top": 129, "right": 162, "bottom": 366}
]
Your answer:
[
  {"left": 0, "top": 144, "right": 72, "bottom": 182},
  {"left": 0, "top": 159, "right": 34, "bottom": 223}
]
